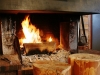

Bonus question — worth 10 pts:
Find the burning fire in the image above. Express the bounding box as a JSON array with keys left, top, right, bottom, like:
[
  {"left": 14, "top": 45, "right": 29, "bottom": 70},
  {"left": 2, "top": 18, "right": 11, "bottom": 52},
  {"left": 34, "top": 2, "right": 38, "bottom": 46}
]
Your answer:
[
  {"left": 20, "top": 15, "right": 41, "bottom": 47},
  {"left": 48, "top": 36, "right": 52, "bottom": 42}
]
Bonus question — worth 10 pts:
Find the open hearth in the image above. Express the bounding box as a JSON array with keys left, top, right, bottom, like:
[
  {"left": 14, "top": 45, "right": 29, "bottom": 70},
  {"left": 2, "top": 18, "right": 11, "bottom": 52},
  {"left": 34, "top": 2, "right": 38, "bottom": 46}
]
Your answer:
[
  {"left": 0, "top": 0, "right": 100, "bottom": 75},
  {"left": 0, "top": 13, "right": 79, "bottom": 55},
  {"left": 0, "top": 13, "right": 79, "bottom": 75}
]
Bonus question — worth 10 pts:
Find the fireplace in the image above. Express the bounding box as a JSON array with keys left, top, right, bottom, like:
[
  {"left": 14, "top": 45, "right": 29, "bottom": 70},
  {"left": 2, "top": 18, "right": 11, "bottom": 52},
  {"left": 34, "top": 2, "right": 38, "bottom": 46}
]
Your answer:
[
  {"left": 0, "top": 0, "right": 99, "bottom": 75},
  {"left": 0, "top": 0, "right": 99, "bottom": 55},
  {"left": 0, "top": 13, "right": 79, "bottom": 75},
  {"left": 0, "top": 13, "right": 80, "bottom": 55}
]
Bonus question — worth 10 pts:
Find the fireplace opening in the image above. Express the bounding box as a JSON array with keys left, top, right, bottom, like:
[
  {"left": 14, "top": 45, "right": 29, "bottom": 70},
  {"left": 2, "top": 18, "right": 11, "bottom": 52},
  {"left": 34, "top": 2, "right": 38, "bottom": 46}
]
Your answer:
[
  {"left": 0, "top": 13, "right": 80, "bottom": 55},
  {"left": 16, "top": 13, "right": 79, "bottom": 55}
]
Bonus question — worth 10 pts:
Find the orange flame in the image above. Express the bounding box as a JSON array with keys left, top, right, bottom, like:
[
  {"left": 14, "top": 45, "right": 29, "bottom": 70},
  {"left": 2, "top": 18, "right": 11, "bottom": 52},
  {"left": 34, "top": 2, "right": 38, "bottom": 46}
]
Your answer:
[
  {"left": 20, "top": 15, "right": 41, "bottom": 46},
  {"left": 48, "top": 36, "right": 52, "bottom": 42}
]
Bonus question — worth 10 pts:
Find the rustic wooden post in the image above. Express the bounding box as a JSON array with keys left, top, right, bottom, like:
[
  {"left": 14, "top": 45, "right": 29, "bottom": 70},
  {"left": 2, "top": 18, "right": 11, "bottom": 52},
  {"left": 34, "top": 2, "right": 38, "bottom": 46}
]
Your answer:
[{"left": 68, "top": 53, "right": 100, "bottom": 75}]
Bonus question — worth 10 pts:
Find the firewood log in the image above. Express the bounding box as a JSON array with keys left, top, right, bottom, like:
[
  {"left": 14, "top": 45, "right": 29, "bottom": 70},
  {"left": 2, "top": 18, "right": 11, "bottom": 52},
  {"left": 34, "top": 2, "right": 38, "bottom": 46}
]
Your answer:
[
  {"left": 68, "top": 53, "right": 100, "bottom": 75},
  {"left": 33, "top": 60, "right": 71, "bottom": 75},
  {"left": 23, "top": 42, "right": 56, "bottom": 55}
]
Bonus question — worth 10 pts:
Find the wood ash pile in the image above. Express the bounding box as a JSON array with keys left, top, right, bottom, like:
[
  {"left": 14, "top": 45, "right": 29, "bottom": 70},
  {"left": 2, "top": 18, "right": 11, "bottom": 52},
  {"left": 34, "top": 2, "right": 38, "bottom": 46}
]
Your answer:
[{"left": 22, "top": 49, "right": 70, "bottom": 69}]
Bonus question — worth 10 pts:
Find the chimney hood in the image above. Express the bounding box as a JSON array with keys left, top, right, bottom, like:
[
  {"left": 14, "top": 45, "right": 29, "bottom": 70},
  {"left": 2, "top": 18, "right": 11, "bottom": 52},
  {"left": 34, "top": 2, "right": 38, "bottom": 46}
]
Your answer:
[{"left": 0, "top": 0, "right": 100, "bottom": 14}]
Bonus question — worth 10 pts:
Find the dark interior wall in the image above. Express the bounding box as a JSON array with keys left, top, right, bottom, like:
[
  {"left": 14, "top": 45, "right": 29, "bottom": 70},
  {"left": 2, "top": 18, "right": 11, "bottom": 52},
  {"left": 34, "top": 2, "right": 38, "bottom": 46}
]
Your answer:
[{"left": 92, "top": 14, "right": 100, "bottom": 50}]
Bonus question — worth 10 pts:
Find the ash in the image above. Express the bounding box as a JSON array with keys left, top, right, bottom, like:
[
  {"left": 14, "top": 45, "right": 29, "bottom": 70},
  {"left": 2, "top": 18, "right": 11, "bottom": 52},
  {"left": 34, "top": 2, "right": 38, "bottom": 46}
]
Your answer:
[{"left": 22, "top": 49, "right": 70, "bottom": 69}]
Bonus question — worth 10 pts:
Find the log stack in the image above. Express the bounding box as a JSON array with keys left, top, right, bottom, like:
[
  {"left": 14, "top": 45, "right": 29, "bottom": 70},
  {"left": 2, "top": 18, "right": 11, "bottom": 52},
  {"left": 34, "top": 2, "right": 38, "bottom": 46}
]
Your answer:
[
  {"left": 68, "top": 53, "right": 100, "bottom": 75},
  {"left": 33, "top": 60, "right": 71, "bottom": 75}
]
